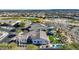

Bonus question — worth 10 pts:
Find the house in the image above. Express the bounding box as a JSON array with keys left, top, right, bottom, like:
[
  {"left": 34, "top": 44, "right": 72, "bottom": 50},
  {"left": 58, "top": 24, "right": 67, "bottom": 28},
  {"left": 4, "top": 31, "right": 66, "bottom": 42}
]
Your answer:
[
  {"left": 0, "top": 31, "right": 8, "bottom": 41},
  {"left": 11, "top": 30, "right": 50, "bottom": 46},
  {"left": 30, "top": 23, "right": 47, "bottom": 31},
  {"left": 0, "top": 26, "right": 15, "bottom": 32},
  {"left": 30, "top": 30, "right": 50, "bottom": 45},
  {"left": 47, "top": 26, "right": 55, "bottom": 35},
  {"left": 0, "top": 20, "right": 21, "bottom": 26},
  {"left": 47, "top": 26, "right": 54, "bottom": 30},
  {"left": 74, "top": 16, "right": 79, "bottom": 20}
]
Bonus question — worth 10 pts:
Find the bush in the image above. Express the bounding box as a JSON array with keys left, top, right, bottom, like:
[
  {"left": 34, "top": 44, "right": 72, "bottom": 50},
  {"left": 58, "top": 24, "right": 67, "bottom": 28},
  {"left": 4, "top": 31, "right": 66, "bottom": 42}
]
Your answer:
[
  {"left": 26, "top": 44, "right": 38, "bottom": 50},
  {"left": 19, "top": 22, "right": 25, "bottom": 27},
  {"left": 0, "top": 43, "right": 8, "bottom": 50},
  {"left": 0, "top": 43, "right": 17, "bottom": 50},
  {"left": 8, "top": 43, "right": 17, "bottom": 50}
]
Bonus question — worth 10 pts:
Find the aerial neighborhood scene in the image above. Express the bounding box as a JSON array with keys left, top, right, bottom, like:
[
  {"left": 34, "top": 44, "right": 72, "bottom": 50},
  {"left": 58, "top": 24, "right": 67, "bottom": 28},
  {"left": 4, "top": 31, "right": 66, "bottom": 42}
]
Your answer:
[{"left": 0, "top": 9, "right": 79, "bottom": 50}]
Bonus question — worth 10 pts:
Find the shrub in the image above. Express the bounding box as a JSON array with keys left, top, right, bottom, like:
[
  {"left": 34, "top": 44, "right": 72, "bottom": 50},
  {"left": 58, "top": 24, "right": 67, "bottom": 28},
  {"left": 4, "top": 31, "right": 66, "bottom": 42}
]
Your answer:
[{"left": 26, "top": 44, "right": 38, "bottom": 50}]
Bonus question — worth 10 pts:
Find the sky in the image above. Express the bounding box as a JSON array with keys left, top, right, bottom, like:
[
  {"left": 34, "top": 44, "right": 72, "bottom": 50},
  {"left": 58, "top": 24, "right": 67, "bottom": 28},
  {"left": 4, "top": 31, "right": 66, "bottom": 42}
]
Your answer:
[{"left": 0, "top": 0, "right": 79, "bottom": 9}]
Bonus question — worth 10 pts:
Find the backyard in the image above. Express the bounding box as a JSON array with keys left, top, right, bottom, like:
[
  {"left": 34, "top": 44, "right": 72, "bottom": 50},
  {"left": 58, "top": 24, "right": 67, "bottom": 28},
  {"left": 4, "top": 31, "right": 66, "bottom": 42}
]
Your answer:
[{"left": 48, "top": 35, "right": 61, "bottom": 44}]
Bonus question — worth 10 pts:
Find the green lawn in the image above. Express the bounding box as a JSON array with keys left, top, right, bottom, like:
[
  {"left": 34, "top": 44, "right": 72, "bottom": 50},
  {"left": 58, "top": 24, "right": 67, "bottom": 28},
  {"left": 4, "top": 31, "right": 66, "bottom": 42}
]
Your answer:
[
  {"left": 0, "top": 17, "right": 40, "bottom": 23},
  {"left": 27, "top": 17, "right": 40, "bottom": 22},
  {"left": 0, "top": 17, "right": 26, "bottom": 22},
  {"left": 49, "top": 36, "right": 61, "bottom": 44}
]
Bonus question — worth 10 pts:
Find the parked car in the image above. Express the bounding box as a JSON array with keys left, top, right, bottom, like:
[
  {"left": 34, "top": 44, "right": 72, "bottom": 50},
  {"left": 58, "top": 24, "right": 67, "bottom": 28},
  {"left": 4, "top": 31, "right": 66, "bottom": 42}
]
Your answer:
[
  {"left": 10, "top": 29, "right": 16, "bottom": 32},
  {"left": 7, "top": 34, "right": 16, "bottom": 38}
]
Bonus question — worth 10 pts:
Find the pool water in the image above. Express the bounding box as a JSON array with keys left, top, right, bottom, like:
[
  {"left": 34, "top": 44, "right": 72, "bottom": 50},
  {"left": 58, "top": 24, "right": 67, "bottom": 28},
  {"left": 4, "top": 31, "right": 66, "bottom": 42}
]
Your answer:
[{"left": 53, "top": 44, "right": 64, "bottom": 48}]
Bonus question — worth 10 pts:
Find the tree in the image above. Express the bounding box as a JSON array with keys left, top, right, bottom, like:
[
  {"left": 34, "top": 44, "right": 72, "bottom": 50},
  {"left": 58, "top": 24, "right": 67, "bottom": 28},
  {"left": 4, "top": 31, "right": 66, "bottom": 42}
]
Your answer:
[
  {"left": 26, "top": 44, "right": 38, "bottom": 50},
  {"left": 19, "top": 22, "right": 25, "bottom": 27}
]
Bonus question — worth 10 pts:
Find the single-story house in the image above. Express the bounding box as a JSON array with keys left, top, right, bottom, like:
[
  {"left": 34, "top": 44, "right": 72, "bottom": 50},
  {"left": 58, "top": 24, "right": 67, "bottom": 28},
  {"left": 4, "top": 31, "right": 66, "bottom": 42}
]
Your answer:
[
  {"left": 74, "top": 16, "right": 79, "bottom": 20},
  {"left": 0, "top": 31, "right": 8, "bottom": 41},
  {"left": 29, "top": 23, "right": 47, "bottom": 31},
  {"left": 0, "top": 20, "right": 21, "bottom": 26},
  {"left": 30, "top": 30, "right": 50, "bottom": 45},
  {"left": 11, "top": 30, "right": 50, "bottom": 46}
]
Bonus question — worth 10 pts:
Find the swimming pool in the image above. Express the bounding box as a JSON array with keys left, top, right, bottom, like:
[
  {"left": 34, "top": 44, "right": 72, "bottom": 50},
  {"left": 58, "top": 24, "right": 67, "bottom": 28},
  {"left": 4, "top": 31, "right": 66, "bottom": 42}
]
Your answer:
[{"left": 52, "top": 44, "right": 64, "bottom": 48}]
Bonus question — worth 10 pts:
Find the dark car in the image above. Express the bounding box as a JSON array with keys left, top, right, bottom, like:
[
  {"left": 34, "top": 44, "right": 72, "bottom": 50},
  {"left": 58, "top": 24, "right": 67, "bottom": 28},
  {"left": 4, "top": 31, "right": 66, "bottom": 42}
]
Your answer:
[
  {"left": 10, "top": 29, "right": 16, "bottom": 32},
  {"left": 47, "top": 31, "right": 54, "bottom": 35},
  {"left": 21, "top": 26, "right": 31, "bottom": 31},
  {"left": 13, "top": 23, "right": 20, "bottom": 27},
  {"left": 0, "top": 23, "right": 10, "bottom": 26},
  {"left": 8, "top": 40, "right": 17, "bottom": 44},
  {"left": 7, "top": 34, "right": 16, "bottom": 38}
]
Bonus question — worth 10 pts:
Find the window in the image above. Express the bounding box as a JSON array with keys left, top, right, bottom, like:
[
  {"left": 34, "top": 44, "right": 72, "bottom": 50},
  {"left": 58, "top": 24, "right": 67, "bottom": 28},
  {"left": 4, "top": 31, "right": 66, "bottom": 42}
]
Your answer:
[
  {"left": 37, "top": 41, "right": 39, "bottom": 43},
  {"left": 34, "top": 41, "right": 36, "bottom": 43}
]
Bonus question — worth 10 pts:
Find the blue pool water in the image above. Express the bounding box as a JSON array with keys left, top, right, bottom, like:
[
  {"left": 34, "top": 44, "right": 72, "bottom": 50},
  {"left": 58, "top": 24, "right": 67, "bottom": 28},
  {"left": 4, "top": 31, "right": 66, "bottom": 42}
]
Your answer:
[{"left": 53, "top": 44, "right": 64, "bottom": 48}]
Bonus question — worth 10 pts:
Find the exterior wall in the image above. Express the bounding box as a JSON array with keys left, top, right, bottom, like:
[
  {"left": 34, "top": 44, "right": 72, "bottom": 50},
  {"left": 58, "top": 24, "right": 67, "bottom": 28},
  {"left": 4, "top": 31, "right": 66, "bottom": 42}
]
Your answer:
[
  {"left": 74, "top": 17, "right": 79, "bottom": 19},
  {"left": 32, "top": 38, "right": 49, "bottom": 45},
  {"left": 16, "top": 38, "right": 50, "bottom": 46},
  {"left": 19, "top": 39, "right": 27, "bottom": 44},
  {"left": 18, "top": 38, "right": 49, "bottom": 45}
]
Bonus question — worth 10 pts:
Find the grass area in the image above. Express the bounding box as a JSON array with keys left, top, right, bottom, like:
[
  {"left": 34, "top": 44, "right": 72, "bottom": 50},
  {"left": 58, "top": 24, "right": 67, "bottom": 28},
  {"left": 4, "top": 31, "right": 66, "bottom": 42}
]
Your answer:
[
  {"left": 0, "top": 17, "right": 41, "bottom": 23},
  {"left": 0, "top": 17, "right": 27, "bottom": 22},
  {"left": 0, "top": 17, "right": 26, "bottom": 20},
  {"left": 0, "top": 17, "right": 44, "bottom": 23},
  {"left": 49, "top": 36, "right": 61, "bottom": 44},
  {"left": 27, "top": 17, "right": 40, "bottom": 22}
]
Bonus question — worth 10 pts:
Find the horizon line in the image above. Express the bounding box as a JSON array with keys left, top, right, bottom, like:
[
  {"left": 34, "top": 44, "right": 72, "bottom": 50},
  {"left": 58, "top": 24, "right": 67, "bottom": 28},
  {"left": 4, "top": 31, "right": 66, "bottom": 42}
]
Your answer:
[{"left": 0, "top": 9, "right": 79, "bottom": 10}]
